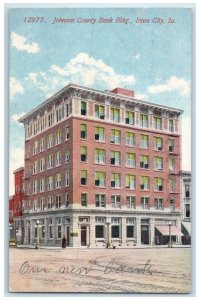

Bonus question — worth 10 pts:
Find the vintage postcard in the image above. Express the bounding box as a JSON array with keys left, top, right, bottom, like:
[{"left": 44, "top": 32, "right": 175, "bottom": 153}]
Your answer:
[{"left": 9, "top": 6, "right": 192, "bottom": 293}]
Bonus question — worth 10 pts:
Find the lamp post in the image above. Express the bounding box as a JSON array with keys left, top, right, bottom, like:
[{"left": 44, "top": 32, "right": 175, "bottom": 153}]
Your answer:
[
  {"left": 35, "top": 220, "right": 41, "bottom": 249},
  {"left": 106, "top": 221, "right": 111, "bottom": 248},
  {"left": 168, "top": 221, "right": 172, "bottom": 248}
]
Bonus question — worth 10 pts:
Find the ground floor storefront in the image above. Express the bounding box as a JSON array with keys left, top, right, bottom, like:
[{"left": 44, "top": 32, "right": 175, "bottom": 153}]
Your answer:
[{"left": 20, "top": 209, "right": 183, "bottom": 247}]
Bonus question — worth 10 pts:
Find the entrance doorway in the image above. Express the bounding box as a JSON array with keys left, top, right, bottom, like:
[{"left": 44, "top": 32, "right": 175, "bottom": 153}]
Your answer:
[
  {"left": 66, "top": 227, "right": 70, "bottom": 246},
  {"left": 141, "top": 225, "right": 149, "bottom": 244},
  {"left": 81, "top": 226, "right": 87, "bottom": 246},
  {"left": 27, "top": 227, "right": 30, "bottom": 244}
]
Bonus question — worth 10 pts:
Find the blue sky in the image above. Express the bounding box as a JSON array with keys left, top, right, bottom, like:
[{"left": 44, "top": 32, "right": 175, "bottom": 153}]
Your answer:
[{"left": 9, "top": 7, "right": 191, "bottom": 194}]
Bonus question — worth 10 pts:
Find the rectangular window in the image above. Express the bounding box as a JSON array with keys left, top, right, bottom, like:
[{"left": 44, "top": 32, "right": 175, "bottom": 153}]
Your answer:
[
  {"left": 111, "top": 129, "right": 121, "bottom": 144},
  {"left": 110, "top": 107, "right": 120, "bottom": 122},
  {"left": 95, "top": 148, "right": 105, "bottom": 164},
  {"left": 40, "top": 137, "right": 45, "bottom": 152},
  {"left": 169, "top": 139, "right": 174, "bottom": 152},
  {"left": 95, "top": 171, "right": 106, "bottom": 187},
  {"left": 33, "top": 181, "right": 38, "bottom": 194},
  {"left": 153, "top": 117, "right": 162, "bottom": 130},
  {"left": 80, "top": 124, "right": 87, "bottom": 139},
  {"left": 154, "top": 198, "right": 163, "bottom": 210},
  {"left": 95, "top": 225, "right": 104, "bottom": 238},
  {"left": 154, "top": 177, "right": 164, "bottom": 191},
  {"left": 185, "top": 204, "right": 190, "bottom": 218},
  {"left": 48, "top": 197, "right": 53, "bottom": 209},
  {"left": 65, "top": 192, "right": 69, "bottom": 207},
  {"left": 81, "top": 101, "right": 87, "bottom": 116},
  {"left": 169, "top": 158, "right": 175, "bottom": 171},
  {"left": 81, "top": 193, "right": 87, "bottom": 206},
  {"left": 95, "top": 194, "right": 106, "bottom": 207},
  {"left": 154, "top": 157, "right": 163, "bottom": 170},
  {"left": 170, "top": 199, "right": 175, "bottom": 211},
  {"left": 80, "top": 170, "right": 87, "bottom": 185},
  {"left": 141, "top": 197, "right": 149, "bottom": 209},
  {"left": 65, "top": 149, "right": 70, "bottom": 163},
  {"left": 66, "top": 171, "right": 70, "bottom": 187},
  {"left": 185, "top": 184, "right": 190, "bottom": 198},
  {"left": 140, "top": 114, "right": 148, "bottom": 128},
  {"left": 140, "top": 135, "right": 149, "bottom": 149},
  {"left": 126, "top": 174, "right": 136, "bottom": 189},
  {"left": 40, "top": 118, "right": 45, "bottom": 132},
  {"left": 126, "top": 196, "right": 136, "bottom": 208},
  {"left": 39, "top": 178, "right": 45, "bottom": 193},
  {"left": 47, "top": 134, "right": 53, "bottom": 149},
  {"left": 47, "top": 154, "right": 53, "bottom": 169},
  {"left": 41, "top": 225, "right": 45, "bottom": 238},
  {"left": 125, "top": 111, "right": 134, "bottom": 125},
  {"left": 57, "top": 225, "right": 62, "bottom": 238},
  {"left": 169, "top": 177, "right": 175, "bottom": 192},
  {"left": 95, "top": 127, "right": 105, "bottom": 142},
  {"left": 40, "top": 158, "right": 45, "bottom": 172},
  {"left": 48, "top": 112, "right": 54, "bottom": 127},
  {"left": 56, "top": 195, "right": 61, "bottom": 208},
  {"left": 56, "top": 129, "right": 62, "bottom": 145},
  {"left": 126, "top": 153, "right": 136, "bottom": 168},
  {"left": 66, "top": 101, "right": 69, "bottom": 117},
  {"left": 169, "top": 119, "right": 174, "bottom": 132},
  {"left": 95, "top": 105, "right": 105, "bottom": 119},
  {"left": 140, "top": 155, "right": 149, "bottom": 169},
  {"left": 56, "top": 106, "right": 63, "bottom": 122},
  {"left": 40, "top": 198, "right": 45, "bottom": 210},
  {"left": 33, "top": 199, "right": 38, "bottom": 211},
  {"left": 81, "top": 146, "right": 87, "bottom": 162},
  {"left": 55, "top": 151, "right": 62, "bottom": 166},
  {"left": 33, "top": 140, "right": 38, "bottom": 155},
  {"left": 125, "top": 132, "right": 135, "bottom": 146},
  {"left": 140, "top": 176, "right": 150, "bottom": 190},
  {"left": 66, "top": 126, "right": 70, "bottom": 140},
  {"left": 47, "top": 176, "right": 53, "bottom": 191},
  {"left": 154, "top": 137, "right": 163, "bottom": 150},
  {"left": 111, "top": 195, "right": 121, "bottom": 208},
  {"left": 111, "top": 173, "right": 121, "bottom": 188},
  {"left": 111, "top": 225, "right": 120, "bottom": 238},
  {"left": 33, "top": 160, "right": 38, "bottom": 174},
  {"left": 56, "top": 173, "right": 62, "bottom": 188},
  {"left": 110, "top": 151, "right": 120, "bottom": 166}
]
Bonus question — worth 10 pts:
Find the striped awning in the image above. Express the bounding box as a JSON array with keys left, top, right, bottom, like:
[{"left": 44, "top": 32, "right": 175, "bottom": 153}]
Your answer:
[
  {"left": 155, "top": 225, "right": 183, "bottom": 236},
  {"left": 182, "top": 222, "right": 191, "bottom": 235}
]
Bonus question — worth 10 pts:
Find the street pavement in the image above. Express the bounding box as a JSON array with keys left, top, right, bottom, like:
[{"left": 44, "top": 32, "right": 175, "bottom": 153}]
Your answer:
[{"left": 9, "top": 247, "right": 191, "bottom": 293}]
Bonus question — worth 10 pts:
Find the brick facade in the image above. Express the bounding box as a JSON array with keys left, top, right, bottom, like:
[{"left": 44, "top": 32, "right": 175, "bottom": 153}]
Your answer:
[{"left": 18, "top": 83, "right": 183, "bottom": 247}]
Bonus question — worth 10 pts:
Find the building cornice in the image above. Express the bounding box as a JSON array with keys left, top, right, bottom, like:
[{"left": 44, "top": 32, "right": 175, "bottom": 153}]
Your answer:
[{"left": 19, "top": 83, "right": 184, "bottom": 124}]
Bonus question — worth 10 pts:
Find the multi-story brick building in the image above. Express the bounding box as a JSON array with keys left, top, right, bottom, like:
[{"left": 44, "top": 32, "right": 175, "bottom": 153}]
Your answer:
[
  {"left": 180, "top": 171, "right": 191, "bottom": 244},
  {"left": 19, "top": 83, "right": 184, "bottom": 247},
  {"left": 9, "top": 167, "right": 24, "bottom": 241}
]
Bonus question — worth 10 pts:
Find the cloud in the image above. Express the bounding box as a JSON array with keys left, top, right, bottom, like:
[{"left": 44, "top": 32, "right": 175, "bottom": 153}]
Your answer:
[
  {"left": 11, "top": 113, "right": 26, "bottom": 125},
  {"left": 181, "top": 116, "right": 191, "bottom": 171},
  {"left": 134, "top": 53, "right": 140, "bottom": 60},
  {"left": 9, "top": 147, "right": 24, "bottom": 195},
  {"left": 25, "top": 52, "right": 136, "bottom": 96},
  {"left": 134, "top": 92, "right": 148, "bottom": 100},
  {"left": 11, "top": 32, "right": 40, "bottom": 53},
  {"left": 10, "top": 77, "right": 24, "bottom": 99},
  {"left": 148, "top": 76, "right": 190, "bottom": 97}
]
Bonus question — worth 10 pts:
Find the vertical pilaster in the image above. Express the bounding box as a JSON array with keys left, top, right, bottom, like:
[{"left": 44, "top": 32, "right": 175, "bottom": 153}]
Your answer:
[
  {"left": 136, "top": 217, "right": 141, "bottom": 246},
  {"left": 90, "top": 217, "right": 95, "bottom": 247},
  {"left": 121, "top": 217, "right": 126, "bottom": 246},
  {"left": 150, "top": 218, "right": 155, "bottom": 245}
]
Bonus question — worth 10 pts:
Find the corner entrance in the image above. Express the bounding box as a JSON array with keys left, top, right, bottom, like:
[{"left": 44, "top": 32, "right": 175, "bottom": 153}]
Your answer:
[{"left": 81, "top": 225, "right": 87, "bottom": 246}]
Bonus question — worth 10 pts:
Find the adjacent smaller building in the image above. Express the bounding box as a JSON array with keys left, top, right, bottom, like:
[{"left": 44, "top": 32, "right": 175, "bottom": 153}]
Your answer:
[
  {"left": 9, "top": 167, "right": 24, "bottom": 243},
  {"left": 180, "top": 171, "right": 191, "bottom": 244}
]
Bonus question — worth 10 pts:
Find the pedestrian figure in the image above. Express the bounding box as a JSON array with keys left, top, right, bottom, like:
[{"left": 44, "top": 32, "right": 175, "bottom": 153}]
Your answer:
[{"left": 62, "top": 235, "right": 67, "bottom": 248}]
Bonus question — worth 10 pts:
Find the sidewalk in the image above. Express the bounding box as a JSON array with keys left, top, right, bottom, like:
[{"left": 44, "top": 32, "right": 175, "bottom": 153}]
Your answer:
[{"left": 15, "top": 244, "right": 191, "bottom": 250}]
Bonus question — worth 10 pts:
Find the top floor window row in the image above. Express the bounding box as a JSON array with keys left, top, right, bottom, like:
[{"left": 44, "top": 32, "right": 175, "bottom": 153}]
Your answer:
[{"left": 26, "top": 101, "right": 178, "bottom": 139}]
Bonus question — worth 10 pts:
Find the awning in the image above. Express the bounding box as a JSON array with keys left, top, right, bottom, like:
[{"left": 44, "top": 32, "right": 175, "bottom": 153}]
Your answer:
[
  {"left": 155, "top": 225, "right": 183, "bottom": 236},
  {"left": 182, "top": 222, "right": 191, "bottom": 235}
]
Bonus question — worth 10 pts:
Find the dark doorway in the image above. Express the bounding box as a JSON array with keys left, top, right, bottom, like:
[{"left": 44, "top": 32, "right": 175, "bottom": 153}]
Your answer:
[
  {"left": 28, "top": 228, "right": 30, "bottom": 244},
  {"left": 66, "top": 227, "right": 70, "bottom": 246},
  {"left": 81, "top": 226, "right": 87, "bottom": 246},
  {"left": 141, "top": 225, "right": 149, "bottom": 244}
]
